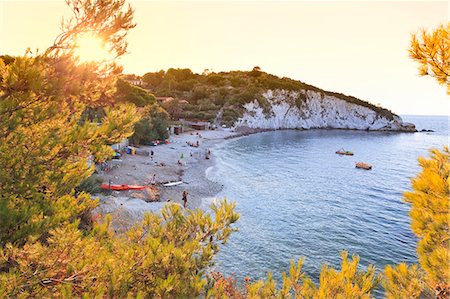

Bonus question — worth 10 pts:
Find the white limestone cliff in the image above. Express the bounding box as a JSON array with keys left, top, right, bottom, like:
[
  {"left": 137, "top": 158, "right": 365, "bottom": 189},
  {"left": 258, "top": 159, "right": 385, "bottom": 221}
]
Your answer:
[{"left": 234, "top": 90, "right": 415, "bottom": 132}]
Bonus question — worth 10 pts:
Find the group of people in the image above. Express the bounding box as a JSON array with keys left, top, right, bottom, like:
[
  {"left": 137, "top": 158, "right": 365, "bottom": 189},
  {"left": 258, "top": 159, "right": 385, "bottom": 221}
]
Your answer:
[{"left": 147, "top": 136, "right": 207, "bottom": 209}]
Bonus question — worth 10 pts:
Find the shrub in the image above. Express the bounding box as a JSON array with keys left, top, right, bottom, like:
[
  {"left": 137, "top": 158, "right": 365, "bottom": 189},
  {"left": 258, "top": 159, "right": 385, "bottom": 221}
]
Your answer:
[
  {"left": 166, "top": 68, "right": 196, "bottom": 81},
  {"left": 1, "top": 201, "right": 240, "bottom": 298},
  {"left": 174, "top": 79, "right": 196, "bottom": 91},
  {"left": 207, "top": 252, "right": 380, "bottom": 298},
  {"left": 229, "top": 76, "right": 247, "bottom": 88},
  {"left": 190, "top": 86, "right": 209, "bottom": 103},
  {"left": 130, "top": 104, "right": 170, "bottom": 144},
  {"left": 115, "top": 78, "right": 157, "bottom": 107},
  {"left": 142, "top": 70, "right": 165, "bottom": 89},
  {"left": 76, "top": 175, "right": 103, "bottom": 194},
  {"left": 206, "top": 74, "right": 226, "bottom": 86}
]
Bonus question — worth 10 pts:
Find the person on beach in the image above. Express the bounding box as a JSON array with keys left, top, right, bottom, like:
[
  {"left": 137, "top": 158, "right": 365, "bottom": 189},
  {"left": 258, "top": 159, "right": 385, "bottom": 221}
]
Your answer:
[
  {"left": 150, "top": 174, "right": 156, "bottom": 185},
  {"left": 150, "top": 150, "right": 154, "bottom": 160},
  {"left": 182, "top": 191, "right": 188, "bottom": 208},
  {"left": 177, "top": 153, "right": 183, "bottom": 166}
]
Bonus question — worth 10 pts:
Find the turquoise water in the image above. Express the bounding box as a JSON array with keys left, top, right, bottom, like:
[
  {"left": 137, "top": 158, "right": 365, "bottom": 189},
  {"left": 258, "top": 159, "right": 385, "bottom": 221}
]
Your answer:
[{"left": 208, "top": 115, "right": 448, "bottom": 287}]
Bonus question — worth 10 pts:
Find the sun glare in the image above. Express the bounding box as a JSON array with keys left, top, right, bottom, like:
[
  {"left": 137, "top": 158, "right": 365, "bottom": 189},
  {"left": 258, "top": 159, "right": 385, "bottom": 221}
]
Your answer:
[{"left": 74, "top": 33, "right": 111, "bottom": 63}]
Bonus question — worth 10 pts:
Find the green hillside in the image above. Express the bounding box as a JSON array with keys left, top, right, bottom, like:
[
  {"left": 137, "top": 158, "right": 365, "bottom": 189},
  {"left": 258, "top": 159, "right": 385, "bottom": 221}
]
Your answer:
[{"left": 127, "top": 67, "right": 396, "bottom": 127}]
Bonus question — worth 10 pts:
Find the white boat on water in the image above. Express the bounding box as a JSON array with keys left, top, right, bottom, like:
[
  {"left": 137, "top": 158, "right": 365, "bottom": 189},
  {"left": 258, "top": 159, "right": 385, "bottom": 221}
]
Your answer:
[{"left": 163, "top": 181, "right": 184, "bottom": 187}]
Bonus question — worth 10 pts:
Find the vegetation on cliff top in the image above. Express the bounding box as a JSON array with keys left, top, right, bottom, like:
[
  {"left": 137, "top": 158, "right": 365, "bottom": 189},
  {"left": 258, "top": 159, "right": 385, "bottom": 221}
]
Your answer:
[{"left": 133, "top": 66, "right": 396, "bottom": 126}]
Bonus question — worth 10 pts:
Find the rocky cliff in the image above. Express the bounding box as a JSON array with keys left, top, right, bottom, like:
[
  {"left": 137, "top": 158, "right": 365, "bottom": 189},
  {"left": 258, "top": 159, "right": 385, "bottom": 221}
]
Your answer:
[{"left": 234, "top": 90, "right": 416, "bottom": 132}]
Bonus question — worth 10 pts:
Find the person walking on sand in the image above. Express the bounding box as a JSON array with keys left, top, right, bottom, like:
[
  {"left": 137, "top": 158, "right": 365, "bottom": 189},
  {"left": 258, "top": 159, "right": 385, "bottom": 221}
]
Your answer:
[
  {"left": 150, "top": 150, "right": 154, "bottom": 160},
  {"left": 150, "top": 174, "right": 156, "bottom": 185},
  {"left": 182, "top": 191, "right": 188, "bottom": 208}
]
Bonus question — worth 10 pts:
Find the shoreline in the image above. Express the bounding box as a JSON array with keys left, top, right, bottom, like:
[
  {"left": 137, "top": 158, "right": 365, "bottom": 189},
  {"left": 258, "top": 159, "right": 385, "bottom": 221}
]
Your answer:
[
  {"left": 92, "top": 126, "right": 423, "bottom": 231},
  {"left": 92, "top": 129, "right": 239, "bottom": 231}
]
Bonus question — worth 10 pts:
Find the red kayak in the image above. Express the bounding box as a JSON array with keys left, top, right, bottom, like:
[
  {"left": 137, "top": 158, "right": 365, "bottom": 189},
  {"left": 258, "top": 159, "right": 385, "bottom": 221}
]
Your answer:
[{"left": 101, "top": 184, "right": 147, "bottom": 191}]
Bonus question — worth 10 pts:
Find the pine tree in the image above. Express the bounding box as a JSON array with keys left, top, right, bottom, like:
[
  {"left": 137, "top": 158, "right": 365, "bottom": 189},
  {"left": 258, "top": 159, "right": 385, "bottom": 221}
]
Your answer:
[
  {"left": 405, "top": 147, "right": 449, "bottom": 297},
  {"left": 207, "top": 252, "right": 380, "bottom": 298},
  {"left": 383, "top": 263, "right": 427, "bottom": 299},
  {"left": 2, "top": 1, "right": 448, "bottom": 297},
  {"left": 0, "top": 0, "right": 138, "bottom": 246},
  {"left": 383, "top": 147, "right": 449, "bottom": 298},
  {"left": 383, "top": 21, "right": 450, "bottom": 298},
  {"left": 0, "top": 201, "right": 239, "bottom": 297},
  {"left": 410, "top": 22, "right": 450, "bottom": 94},
  {"left": 0, "top": 0, "right": 240, "bottom": 297}
]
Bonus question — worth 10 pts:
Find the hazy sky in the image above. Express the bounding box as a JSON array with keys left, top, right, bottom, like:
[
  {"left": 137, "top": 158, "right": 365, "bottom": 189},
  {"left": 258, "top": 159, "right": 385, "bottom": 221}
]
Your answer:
[{"left": 1, "top": 1, "right": 449, "bottom": 115}]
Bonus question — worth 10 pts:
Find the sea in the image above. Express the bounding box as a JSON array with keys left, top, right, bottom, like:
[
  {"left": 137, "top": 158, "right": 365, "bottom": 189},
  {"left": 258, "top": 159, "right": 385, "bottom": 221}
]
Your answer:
[{"left": 206, "top": 115, "right": 449, "bottom": 290}]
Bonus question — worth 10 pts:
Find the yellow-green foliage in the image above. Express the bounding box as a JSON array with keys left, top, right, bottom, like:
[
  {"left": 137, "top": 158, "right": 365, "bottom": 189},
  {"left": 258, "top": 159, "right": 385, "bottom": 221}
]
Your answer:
[
  {"left": 313, "top": 252, "right": 379, "bottom": 299},
  {"left": 207, "top": 252, "right": 380, "bottom": 299},
  {"left": 115, "top": 78, "right": 157, "bottom": 107},
  {"left": 0, "top": 201, "right": 239, "bottom": 298},
  {"left": 410, "top": 23, "right": 450, "bottom": 94},
  {"left": 0, "top": 55, "right": 139, "bottom": 246},
  {"left": 130, "top": 103, "right": 171, "bottom": 144},
  {"left": 0, "top": 0, "right": 139, "bottom": 246},
  {"left": 404, "top": 147, "right": 450, "bottom": 291},
  {"left": 0, "top": 1, "right": 240, "bottom": 298},
  {"left": 400, "top": 23, "right": 450, "bottom": 297},
  {"left": 1, "top": 0, "right": 449, "bottom": 297},
  {"left": 384, "top": 263, "right": 424, "bottom": 299},
  {"left": 384, "top": 147, "right": 449, "bottom": 298}
]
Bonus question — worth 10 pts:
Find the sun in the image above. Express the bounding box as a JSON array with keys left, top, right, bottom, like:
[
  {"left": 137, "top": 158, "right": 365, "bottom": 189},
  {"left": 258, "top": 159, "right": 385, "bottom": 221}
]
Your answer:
[{"left": 74, "top": 32, "right": 112, "bottom": 63}]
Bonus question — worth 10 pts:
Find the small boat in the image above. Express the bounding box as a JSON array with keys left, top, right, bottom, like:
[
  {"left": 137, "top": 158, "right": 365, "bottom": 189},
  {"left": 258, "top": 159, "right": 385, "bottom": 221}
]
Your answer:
[
  {"left": 101, "top": 184, "right": 147, "bottom": 191},
  {"left": 355, "top": 162, "right": 372, "bottom": 170},
  {"left": 163, "top": 181, "right": 184, "bottom": 187},
  {"left": 336, "top": 149, "right": 354, "bottom": 156}
]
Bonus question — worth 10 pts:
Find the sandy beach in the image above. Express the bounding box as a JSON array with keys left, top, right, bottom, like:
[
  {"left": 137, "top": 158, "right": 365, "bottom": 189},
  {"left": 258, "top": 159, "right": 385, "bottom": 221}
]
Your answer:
[{"left": 92, "top": 128, "right": 240, "bottom": 231}]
